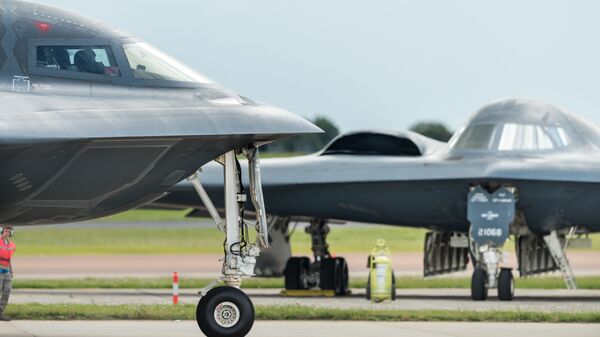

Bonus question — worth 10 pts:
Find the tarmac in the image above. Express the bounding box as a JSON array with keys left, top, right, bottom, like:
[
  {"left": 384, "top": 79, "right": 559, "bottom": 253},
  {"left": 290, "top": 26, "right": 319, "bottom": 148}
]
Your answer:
[
  {"left": 9, "top": 221, "right": 600, "bottom": 336},
  {"left": 1, "top": 321, "right": 599, "bottom": 337},
  {"left": 10, "top": 288, "right": 600, "bottom": 312}
]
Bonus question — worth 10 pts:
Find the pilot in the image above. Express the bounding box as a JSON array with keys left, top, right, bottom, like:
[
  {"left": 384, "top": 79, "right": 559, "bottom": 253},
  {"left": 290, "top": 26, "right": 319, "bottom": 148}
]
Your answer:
[
  {"left": 74, "top": 48, "right": 105, "bottom": 75},
  {"left": 0, "top": 226, "right": 15, "bottom": 321}
]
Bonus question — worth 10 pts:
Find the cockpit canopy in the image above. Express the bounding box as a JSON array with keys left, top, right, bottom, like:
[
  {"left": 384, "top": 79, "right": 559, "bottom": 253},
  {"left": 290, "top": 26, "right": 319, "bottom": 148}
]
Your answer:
[
  {"left": 1, "top": 0, "right": 213, "bottom": 88},
  {"left": 35, "top": 42, "right": 211, "bottom": 84},
  {"left": 451, "top": 123, "right": 572, "bottom": 151},
  {"left": 449, "top": 98, "right": 600, "bottom": 152}
]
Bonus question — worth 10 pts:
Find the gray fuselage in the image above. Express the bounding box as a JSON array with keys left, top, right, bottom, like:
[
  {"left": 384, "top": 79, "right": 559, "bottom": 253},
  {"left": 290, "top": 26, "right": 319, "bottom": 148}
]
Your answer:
[{"left": 159, "top": 99, "right": 600, "bottom": 235}]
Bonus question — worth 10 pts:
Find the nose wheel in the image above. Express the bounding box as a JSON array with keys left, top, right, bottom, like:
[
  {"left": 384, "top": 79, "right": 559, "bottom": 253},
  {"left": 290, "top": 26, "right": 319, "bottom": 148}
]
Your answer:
[
  {"left": 197, "top": 287, "right": 255, "bottom": 337},
  {"left": 498, "top": 268, "right": 514, "bottom": 301},
  {"left": 470, "top": 267, "right": 488, "bottom": 301}
]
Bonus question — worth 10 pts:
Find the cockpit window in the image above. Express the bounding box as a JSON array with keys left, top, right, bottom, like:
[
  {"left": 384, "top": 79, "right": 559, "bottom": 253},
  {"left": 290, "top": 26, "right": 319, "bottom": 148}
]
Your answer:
[
  {"left": 451, "top": 123, "right": 573, "bottom": 151},
  {"left": 498, "top": 124, "right": 570, "bottom": 151},
  {"left": 123, "top": 42, "right": 211, "bottom": 83},
  {"left": 37, "top": 46, "right": 120, "bottom": 76},
  {"left": 451, "top": 124, "right": 497, "bottom": 150}
]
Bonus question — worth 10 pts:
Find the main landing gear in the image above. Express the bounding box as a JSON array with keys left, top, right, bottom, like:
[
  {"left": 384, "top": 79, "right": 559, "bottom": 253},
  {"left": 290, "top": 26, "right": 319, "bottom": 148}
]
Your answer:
[
  {"left": 284, "top": 219, "right": 349, "bottom": 295},
  {"left": 187, "top": 148, "right": 269, "bottom": 337}
]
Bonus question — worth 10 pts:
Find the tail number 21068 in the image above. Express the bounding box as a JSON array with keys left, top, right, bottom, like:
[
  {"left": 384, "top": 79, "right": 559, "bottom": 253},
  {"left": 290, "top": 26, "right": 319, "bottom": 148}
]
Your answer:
[{"left": 478, "top": 228, "right": 503, "bottom": 237}]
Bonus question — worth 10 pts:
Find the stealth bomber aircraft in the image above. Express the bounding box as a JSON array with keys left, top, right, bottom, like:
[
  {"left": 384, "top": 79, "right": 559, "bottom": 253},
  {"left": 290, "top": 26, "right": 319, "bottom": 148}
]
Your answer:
[
  {"left": 0, "top": 1, "right": 320, "bottom": 336},
  {"left": 156, "top": 98, "right": 600, "bottom": 303}
]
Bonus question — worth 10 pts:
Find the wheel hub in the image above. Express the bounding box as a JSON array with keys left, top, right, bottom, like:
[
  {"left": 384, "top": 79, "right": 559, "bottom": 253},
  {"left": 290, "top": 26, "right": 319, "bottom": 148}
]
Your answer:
[{"left": 214, "top": 301, "right": 240, "bottom": 328}]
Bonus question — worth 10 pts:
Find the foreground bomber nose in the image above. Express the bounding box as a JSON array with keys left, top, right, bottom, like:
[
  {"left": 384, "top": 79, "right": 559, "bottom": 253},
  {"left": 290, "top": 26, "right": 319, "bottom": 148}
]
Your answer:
[{"left": 241, "top": 104, "right": 323, "bottom": 144}]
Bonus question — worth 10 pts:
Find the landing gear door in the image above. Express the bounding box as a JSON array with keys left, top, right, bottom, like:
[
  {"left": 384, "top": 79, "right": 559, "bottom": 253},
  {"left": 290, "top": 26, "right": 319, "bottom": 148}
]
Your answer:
[{"left": 467, "top": 186, "right": 515, "bottom": 247}]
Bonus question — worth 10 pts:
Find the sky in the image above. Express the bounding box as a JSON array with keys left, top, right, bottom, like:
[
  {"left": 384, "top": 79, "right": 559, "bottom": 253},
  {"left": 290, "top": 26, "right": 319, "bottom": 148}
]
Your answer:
[{"left": 40, "top": 0, "right": 600, "bottom": 133}]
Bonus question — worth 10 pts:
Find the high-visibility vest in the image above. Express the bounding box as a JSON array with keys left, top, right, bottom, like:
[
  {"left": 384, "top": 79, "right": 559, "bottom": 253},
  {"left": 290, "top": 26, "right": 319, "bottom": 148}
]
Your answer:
[{"left": 0, "top": 240, "right": 15, "bottom": 269}]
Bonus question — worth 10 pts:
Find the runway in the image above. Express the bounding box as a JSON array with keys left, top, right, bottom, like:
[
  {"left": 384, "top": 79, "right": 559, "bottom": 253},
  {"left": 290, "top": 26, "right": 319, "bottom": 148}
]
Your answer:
[
  {"left": 1, "top": 321, "right": 599, "bottom": 337},
  {"left": 10, "top": 288, "right": 600, "bottom": 312}
]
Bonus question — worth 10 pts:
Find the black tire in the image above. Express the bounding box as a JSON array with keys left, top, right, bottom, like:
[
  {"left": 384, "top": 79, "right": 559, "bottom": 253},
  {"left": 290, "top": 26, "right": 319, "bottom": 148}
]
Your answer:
[
  {"left": 338, "top": 257, "right": 350, "bottom": 295},
  {"left": 366, "top": 272, "right": 371, "bottom": 300},
  {"left": 391, "top": 272, "right": 397, "bottom": 301},
  {"left": 196, "top": 287, "right": 254, "bottom": 337},
  {"left": 498, "top": 268, "right": 514, "bottom": 301},
  {"left": 320, "top": 258, "right": 343, "bottom": 295},
  {"left": 284, "top": 257, "right": 310, "bottom": 290},
  {"left": 471, "top": 268, "right": 488, "bottom": 301}
]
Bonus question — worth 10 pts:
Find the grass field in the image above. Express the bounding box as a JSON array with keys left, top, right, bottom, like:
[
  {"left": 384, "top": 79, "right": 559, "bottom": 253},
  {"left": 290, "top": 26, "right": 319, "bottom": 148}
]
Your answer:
[
  {"left": 93, "top": 209, "right": 192, "bottom": 223},
  {"left": 12, "top": 209, "right": 600, "bottom": 255},
  {"left": 5, "top": 304, "right": 600, "bottom": 322},
  {"left": 12, "top": 275, "right": 600, "bottom": 290},
  {"left": 14, "top": 224, "right": 430, "bottom": 255},
  {"left": 14, "top": 225, "right": 600, "bottom": 256}
]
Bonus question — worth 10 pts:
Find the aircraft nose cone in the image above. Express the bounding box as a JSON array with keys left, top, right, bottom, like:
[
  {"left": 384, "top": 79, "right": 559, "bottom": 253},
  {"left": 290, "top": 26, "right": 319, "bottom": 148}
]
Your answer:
[
  {"left": 239, "top": 104, "right": 323, "bottom": 143},
  {"left": 271, "top": 105, "right": 323, "bottom": 134}
]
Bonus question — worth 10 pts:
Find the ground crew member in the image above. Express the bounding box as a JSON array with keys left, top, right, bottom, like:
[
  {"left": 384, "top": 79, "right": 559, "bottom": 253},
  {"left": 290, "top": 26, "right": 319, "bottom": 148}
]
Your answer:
[{"left": 0, "top": 226, "right": 15, "bottom": 321}]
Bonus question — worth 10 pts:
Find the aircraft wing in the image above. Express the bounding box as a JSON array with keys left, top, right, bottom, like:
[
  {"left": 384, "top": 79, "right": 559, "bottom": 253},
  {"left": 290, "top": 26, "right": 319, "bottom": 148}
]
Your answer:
[
  {"left": 156, "top": 121, "right": 600, "bottom": 235},
  {"left": 0, "top": 91, "right": 318, "bottom": 225}
]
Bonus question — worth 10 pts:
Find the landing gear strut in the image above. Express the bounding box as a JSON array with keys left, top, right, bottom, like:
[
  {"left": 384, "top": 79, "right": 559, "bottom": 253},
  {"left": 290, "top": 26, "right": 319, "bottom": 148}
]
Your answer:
[
  {"left": 284, "top": 219, "right": 349, "bottom": 295},
  {"left": 187, "top": 148, "right": 269, "bottom": 337}
]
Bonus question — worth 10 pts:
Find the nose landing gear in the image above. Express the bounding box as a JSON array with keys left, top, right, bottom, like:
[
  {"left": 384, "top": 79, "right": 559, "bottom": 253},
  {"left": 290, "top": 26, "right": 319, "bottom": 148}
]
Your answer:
[
  {"left": 187, "top": 148, "right": 269, "bottom": 337},
  {"left": 467, "top": 186, "right": 516, "bottom": 302}
]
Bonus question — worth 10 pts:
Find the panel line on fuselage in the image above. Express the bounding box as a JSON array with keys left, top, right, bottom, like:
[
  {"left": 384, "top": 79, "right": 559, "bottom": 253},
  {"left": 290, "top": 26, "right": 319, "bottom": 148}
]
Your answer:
[{"left": 0, "top": 1, "right": 25, "bottom": 86}]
